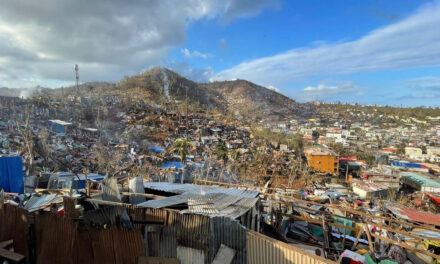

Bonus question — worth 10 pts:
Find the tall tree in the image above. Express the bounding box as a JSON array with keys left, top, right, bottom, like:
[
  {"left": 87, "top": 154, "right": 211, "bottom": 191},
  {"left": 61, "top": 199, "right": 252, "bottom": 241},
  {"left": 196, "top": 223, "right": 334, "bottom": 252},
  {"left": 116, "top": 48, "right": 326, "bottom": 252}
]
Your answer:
[{"left": 170, "top": 138, "right": 192, "bottom": 184}]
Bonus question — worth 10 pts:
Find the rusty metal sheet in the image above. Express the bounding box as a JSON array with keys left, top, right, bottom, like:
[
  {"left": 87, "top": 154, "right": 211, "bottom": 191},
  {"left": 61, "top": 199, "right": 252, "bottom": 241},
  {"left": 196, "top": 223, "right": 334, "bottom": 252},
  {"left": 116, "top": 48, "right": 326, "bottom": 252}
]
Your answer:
[
  {"left": 13, "top": 207, "right": 29, "bottom": 258},
  {"left": 111, "top": 226, "right": 144, "bottom": 264},
  {"left": 35, "top": 213, "right": 77, "bottom": 264},
  {"left": 63, "top": 196, "right": 78, "bottom": 218},
  {"left": 90, "top": 227, "right": 116, "bottom": 264}
]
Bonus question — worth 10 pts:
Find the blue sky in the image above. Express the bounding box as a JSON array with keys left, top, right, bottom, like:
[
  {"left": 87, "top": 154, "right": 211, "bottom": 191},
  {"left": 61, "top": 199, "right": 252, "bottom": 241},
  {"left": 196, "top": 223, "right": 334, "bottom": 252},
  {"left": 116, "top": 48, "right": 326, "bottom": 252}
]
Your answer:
[
  {"left": 170, "top": 0, "right": 440, "bottom": 106},
  {"left": 1, "top": 0, "right": 440, "bottom": 106}
]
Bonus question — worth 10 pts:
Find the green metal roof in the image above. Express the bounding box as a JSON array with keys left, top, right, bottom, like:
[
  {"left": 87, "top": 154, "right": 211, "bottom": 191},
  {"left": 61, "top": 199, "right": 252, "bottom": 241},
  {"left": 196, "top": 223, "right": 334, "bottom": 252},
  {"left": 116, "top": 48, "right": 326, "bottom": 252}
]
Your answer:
[{"left": 401, "top": 172, "right": 440, "bottom": 188}]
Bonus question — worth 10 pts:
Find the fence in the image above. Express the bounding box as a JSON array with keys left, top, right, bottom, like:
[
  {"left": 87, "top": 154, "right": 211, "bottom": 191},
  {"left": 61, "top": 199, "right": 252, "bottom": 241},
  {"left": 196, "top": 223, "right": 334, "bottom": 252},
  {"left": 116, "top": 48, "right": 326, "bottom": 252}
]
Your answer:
[
  {"left": 0, "top": 202, "right": 336, "bottom": 264},
  {"left": 247, "top": 230, "right": 336, "bottom": 264}
]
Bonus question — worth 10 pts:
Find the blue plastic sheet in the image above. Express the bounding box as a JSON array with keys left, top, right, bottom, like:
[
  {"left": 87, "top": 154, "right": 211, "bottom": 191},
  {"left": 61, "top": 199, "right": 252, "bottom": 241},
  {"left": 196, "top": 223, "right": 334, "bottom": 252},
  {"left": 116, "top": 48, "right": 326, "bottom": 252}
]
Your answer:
[
  {"left": 149, "top": 146, "right": 164, "bottom": 153},
  {"left": 0, "top": 156, "right": 24, "bottom": 194}
]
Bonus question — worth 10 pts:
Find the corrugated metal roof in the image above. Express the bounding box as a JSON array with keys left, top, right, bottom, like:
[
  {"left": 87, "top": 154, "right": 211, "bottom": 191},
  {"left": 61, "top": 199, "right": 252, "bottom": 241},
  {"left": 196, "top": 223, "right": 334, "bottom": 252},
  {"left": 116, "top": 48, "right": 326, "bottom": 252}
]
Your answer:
[
  {"left": 387, "top": 202, "right": 440, "bottom": 226},
  {"left": 143, "top": 182, "right": 259, "bottom": 198},
  {"left": 401, "top": 172, "right": 440, "bottom": 188},
  {"left": 137, "top": 193, "right": 193, "bottom": 208},
  {"left": 101, "top": 177, "right": 122, "bottom": 202},
  {"left": 138, "top": 191, "right": 259, "bottom": 219},
  {"left": 23, "top": 194, "right": 62, "bottom": 211}
]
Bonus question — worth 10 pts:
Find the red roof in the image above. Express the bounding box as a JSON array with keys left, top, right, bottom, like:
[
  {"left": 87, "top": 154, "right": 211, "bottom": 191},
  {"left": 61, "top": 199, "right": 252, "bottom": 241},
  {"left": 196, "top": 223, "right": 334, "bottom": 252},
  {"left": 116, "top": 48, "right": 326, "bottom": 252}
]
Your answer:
[
  {"left": 339, "top": 156, "right": 357, "bottom": 161},
  {"left": 387, "top": 203, "right": 440, "bottom": 226}
]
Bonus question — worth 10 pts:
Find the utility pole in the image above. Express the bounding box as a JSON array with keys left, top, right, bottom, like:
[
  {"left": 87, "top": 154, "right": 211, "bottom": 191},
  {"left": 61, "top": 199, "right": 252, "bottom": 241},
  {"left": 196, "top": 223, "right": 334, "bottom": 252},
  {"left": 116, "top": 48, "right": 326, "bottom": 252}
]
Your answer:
[
  {"left": 185, "top": 86, "right": 189, "bottom": 138},
  {"left": 75, "top": 64, "right": 80, "bottom": 98}
]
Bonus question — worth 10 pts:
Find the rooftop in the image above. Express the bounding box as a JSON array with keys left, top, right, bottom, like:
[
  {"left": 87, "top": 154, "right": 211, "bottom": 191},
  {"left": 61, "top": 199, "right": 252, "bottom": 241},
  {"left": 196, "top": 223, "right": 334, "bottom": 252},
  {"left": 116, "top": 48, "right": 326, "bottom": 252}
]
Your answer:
[
  {"left": 139, "top": 182, "right": 260, "bottom": 219},
  {"left": 304, "top": 147, "right": 337, "bottom": 156},
  {"left": 401, "top": 172, "right": 440, "bottom": 188},
  {"left": 49, "top": 119, "right": 72, "bottom": 126}
]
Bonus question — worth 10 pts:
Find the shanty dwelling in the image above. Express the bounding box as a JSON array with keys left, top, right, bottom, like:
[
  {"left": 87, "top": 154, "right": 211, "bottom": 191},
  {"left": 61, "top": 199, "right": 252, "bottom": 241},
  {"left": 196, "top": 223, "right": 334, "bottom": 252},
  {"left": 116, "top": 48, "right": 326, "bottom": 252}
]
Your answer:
[
  {"left": 48, "top": 119, "right": 72, "bottom": 134},
  {"left": 0, "top": 177, "right": 334, "bottom": 264},
  {"left": 137, "top": 182, "right": 261, "bottom": 263},
  {"left": 401, "top": 172, "right": 440, "bottom": 193},
  {"left": 351, "top": 180, "right": 392, "bottom": 199}
]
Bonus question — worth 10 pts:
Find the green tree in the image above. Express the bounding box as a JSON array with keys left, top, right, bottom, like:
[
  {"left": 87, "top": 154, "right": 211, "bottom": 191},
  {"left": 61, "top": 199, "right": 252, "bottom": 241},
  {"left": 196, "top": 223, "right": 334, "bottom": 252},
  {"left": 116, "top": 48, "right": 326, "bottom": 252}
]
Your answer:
[
  {"left": 170, "top": 138, "right": 192, "bottom": 184},
  {"left": 397, "top": 142, "right": 406, "bottom": 155},
  {"left": 214, "top": 142, "right": 228, "bottom": 162},
  {"left": 288, "top": 133, "right": 304, "bottom": 156}
]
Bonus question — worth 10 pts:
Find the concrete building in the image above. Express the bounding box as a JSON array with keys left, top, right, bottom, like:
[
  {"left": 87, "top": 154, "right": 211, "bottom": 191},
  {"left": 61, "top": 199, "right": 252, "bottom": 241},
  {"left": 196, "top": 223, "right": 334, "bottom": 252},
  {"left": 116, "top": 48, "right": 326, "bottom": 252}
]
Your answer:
[
  {"left": 401, "top": 172, "right": 440, "bottom": 193},
  {"left": 304, "top": 147, "right": 338, "bottom": 174},
  {"left": 48, "top": 120, "right": 72, "bottom": 134},
  {"left": 405, "top": 147, "right": 422, "bottom": 156},
  {"left": 427, "top": 146, "right": 440, "bottom": 156}
]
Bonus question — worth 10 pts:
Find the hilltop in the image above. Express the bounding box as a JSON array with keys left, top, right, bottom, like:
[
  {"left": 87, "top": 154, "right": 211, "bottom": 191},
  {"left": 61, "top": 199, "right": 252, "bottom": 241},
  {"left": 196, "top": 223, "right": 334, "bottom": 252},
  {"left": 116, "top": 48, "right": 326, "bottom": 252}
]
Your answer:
[{"left": 45, "top": 67, "right": 302, "bottom": 120}]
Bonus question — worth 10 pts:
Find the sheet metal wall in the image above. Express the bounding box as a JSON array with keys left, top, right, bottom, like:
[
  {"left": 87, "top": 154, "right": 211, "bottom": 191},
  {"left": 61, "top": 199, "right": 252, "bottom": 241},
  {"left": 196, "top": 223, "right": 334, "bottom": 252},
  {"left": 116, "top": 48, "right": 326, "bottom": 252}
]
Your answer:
[
  {"left": 139, "top": 208, "right": 212, "bottom": 264},
  {"left": 211, "top": 216, "right": 247, "bottom": 264},
  {"left": 0, "top": 203, "right": 29, "bottom": 259},
  {"left": 2, "top": 203, "right": 338, "bottom": 264},
  {"left": 33, "top": 211, "right": 143, "bottom": 264},
  {"left": 246, "top": 230, "right": 337, "bottom": 264}
]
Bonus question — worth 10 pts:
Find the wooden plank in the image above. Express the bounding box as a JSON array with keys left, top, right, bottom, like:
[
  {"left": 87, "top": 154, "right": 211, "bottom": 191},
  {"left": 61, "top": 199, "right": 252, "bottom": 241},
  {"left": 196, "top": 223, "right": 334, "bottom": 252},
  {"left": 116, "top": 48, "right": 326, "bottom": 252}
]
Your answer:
[
  {"left": 138, "top": 256, "right": 180, "bottom": 264},
  {"left": 364, "top": 224, "right": 375, "bottom": 261},
  {"left": 0, "top": 240, "right": 13, "bottom": 249},
  {"left": 322, "top": 215, "right": 328, "bottom": 258},
  {"left": 366, "top": 220, "right": 437, "bottom": 243},
  {"left": 0, "top": 248, "right": 25, "bottom": 262},
  {"left": 121, "top": 192, "right": 165, "bottom": 199},
  {"left": 286, "top": 200, "right": 437, "bottom": 243},
  {"left": 271, "top": 193, "right": 439, "bottom": 232},
  {"left": 370, "top": 232, "right": 440, "bottom": 260},
  {"left": 351, "top": 229, "right": 364, "bottom": 250},
  {"left": 85, "top": 198, "right": 132, "bottom": 207},
  {"left": 281, "top": 213, "right": 357, "bottom": 232}
]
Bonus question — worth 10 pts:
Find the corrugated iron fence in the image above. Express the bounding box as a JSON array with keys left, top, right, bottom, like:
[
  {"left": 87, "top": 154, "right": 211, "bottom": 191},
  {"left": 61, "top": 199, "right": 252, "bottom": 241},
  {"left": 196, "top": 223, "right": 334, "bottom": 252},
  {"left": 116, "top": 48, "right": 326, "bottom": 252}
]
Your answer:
[
  {"left": 0, "top": 203, "right": 29, "bottom": 259},
  {"left": 0, "top": 202, "right": 337, "bottom": 264},
  {"left": 246, "top": 230, "right": 336, "bottom": 264}
]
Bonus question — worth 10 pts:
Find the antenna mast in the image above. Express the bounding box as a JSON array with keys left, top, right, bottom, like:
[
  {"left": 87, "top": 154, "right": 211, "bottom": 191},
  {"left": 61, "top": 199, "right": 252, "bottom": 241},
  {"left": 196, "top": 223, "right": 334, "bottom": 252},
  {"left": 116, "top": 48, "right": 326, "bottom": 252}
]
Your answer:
[{"left": 75, "top": 64, "right": 79, "bottom": 97}]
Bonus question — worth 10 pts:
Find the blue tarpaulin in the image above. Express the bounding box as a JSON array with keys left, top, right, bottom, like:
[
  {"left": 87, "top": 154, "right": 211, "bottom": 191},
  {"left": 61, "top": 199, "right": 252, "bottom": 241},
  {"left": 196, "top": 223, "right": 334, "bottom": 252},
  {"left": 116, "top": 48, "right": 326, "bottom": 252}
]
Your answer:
[
  {"left": 161, "top": 161, "right": 184, "bottom": 169},
  {"left": 391, "top": 161, "right": 423, "bottom": 168},
  {"left": 0, "top": 156, "right": 24, "bottom": 194},
  {"left": 149, "top": 146, "right": 164, "bottom": 153}
]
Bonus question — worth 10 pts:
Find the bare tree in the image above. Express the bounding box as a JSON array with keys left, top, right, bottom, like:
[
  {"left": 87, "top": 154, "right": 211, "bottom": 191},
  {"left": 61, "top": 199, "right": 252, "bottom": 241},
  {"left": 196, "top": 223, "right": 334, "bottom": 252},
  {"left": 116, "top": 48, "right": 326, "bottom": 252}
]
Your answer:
[{"left": 16, "top": 104, "right": 36, "bottom": 175}]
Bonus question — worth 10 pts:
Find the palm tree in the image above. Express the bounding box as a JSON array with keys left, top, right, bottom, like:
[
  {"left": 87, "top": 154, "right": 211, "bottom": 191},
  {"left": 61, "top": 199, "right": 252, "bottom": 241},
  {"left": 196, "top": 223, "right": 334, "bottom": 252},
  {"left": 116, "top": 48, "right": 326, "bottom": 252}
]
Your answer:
[
  {"left": 214, "top": 142, "right": 228, "bottom": 162},
  {"left": 170, "top": 138, "right": 192, "bottom": 184}
]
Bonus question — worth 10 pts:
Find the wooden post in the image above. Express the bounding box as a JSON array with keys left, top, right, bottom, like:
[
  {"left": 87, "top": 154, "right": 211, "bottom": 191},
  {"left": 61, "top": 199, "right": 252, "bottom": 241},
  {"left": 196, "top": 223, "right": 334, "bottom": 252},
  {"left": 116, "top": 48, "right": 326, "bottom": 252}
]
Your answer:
[
  {"left": 351, "top": 229, "right": 364, "bottom": 250},
  {"left": 84, "top": 169, "right": 90, "bottom": 196},
  {"left": 322, "top": 215, "right": 328, "bottom": 258},
  {"left": 364, "top": 224, "right": 375, "bottom": 261}
]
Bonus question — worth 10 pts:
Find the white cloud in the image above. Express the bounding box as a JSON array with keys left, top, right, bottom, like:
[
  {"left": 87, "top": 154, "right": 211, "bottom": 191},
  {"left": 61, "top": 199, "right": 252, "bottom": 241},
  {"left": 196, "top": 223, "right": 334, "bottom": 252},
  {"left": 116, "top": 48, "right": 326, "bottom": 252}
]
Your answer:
[
  {"left": 181, "top": 48, "right": 212, "bottom": 59},
  {"left": 298, "top": 81, "right": 362, "bottom": 102},
  {"left": 214, "top": 1, "right": 440, "bottom": 85},
  {"left": 406, "top": 76, "right": 440, "bottom": 91},
  {"left": 396, "top": 93, "right": 440, "bottom": 100},
  {"left": 266, "top": 85, "right": 280, "bottom": 92},
  {"left": 167, "top": 61, "right": 214, "bottom": 82},
  {"left": 0, "top": 0, "right": 276, "bottom": 88}
]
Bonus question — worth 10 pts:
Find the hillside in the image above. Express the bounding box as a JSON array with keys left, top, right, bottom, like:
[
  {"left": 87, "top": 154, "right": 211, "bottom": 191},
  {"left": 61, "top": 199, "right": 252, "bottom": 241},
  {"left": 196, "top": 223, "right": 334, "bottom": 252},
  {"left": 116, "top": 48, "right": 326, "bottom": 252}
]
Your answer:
[{"left": 45, "top": 67, "right": 301, "bottom": 120}]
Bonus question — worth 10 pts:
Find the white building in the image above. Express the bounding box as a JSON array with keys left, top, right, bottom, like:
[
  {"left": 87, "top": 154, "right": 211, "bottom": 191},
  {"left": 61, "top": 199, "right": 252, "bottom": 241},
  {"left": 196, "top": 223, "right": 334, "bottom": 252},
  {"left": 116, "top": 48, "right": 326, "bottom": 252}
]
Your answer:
[{"left": 405, "top": 147, "right": 422, "bottom": 156}]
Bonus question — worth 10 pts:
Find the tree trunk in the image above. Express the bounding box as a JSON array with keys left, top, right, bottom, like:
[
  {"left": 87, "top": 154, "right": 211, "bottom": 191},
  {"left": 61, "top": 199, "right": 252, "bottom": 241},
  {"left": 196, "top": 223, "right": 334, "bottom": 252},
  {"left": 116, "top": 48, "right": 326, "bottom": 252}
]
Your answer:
[{"left": 181, "top": 165, "right": 185, "bottom": 184}]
